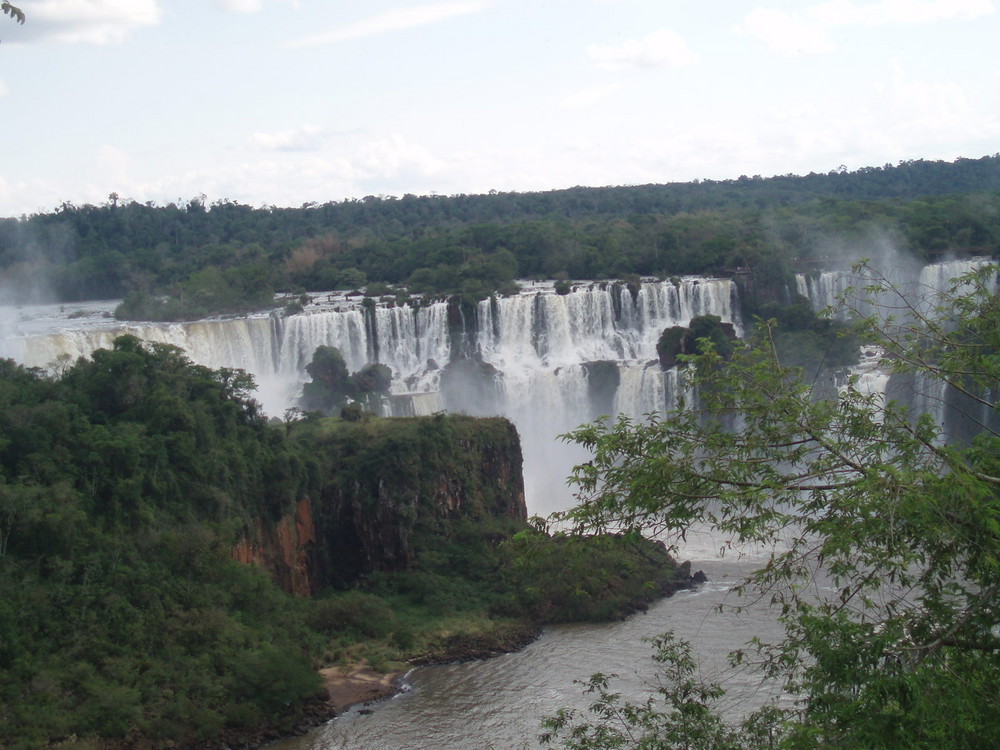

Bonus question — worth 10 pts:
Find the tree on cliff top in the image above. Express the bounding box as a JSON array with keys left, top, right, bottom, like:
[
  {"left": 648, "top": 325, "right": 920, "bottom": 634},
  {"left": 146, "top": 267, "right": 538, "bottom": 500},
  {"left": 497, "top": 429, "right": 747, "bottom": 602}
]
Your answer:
[
  {"left": 547, "top": 263, "right": 1000, "bottom": 748},
  {"left": 299, "top": 345, "right": 393, "bottom": 416},
  {"left": 300, "top": 345, "right": 352, "bottom": 414}
]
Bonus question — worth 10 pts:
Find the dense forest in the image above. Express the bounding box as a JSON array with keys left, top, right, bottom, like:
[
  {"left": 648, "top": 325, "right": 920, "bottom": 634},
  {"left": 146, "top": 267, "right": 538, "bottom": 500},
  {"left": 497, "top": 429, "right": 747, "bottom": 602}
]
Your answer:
[
  {"left": 0, "top": 337, "right": 693, "bottom": 749},
  {"left": 1, "top": 155, "right": 999, "bottom": 319}
]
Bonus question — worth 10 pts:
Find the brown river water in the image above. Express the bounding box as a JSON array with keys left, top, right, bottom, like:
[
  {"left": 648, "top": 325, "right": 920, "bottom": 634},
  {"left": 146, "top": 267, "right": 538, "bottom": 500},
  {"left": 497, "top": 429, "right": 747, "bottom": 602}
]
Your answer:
[{"left": 267, "top": 533, "right": 792, "bottom": 750}]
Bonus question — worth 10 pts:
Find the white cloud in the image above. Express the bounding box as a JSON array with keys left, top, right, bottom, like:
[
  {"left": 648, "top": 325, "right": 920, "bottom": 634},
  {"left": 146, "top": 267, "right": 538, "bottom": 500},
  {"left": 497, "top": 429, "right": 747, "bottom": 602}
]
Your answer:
[
  {"left": 737, "top": 8, "right": 835, "bottom": 56},
  {"left": 560, "top": 83, "right": 626, "bottom": 108},
  {"left": 739, "top": 0, "right": 995, "bottom": 55},
  {"left": 211, "top": 0, "right": 301, "bottom": 13},
  {"left": 13, "top": 0, "right": 161, "bottom": 45},
  {"left": 356, "top": 133, "right": 444, "bottom": 182},
  {"left": 213, "top": 0, "right": 263, "bottom": 12},
  {"left": 286, "top": 2, "right": 491, "bottom": 47},
  {"left": 874, "top": 60, "right": 992, "bottom": 142},
  {"left": 810, "top": 0, "right": 994, "bottom": 26},
  {"left": 112, "top": 135, "right": 449, "bottom": 209},
  {"left": 250, "top": 124, "right": 328, "bottom": 152},
  {"left": 0, "top": 79, "right": 8, "bottom": 98},
  {"left": 588, "top": 29, "right": 698, "bottom": 70}
]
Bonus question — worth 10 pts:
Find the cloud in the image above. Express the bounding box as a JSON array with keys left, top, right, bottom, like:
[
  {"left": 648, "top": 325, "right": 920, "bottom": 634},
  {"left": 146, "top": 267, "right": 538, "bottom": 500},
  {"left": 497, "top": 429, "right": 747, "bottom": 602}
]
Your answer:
[
  {"left": 873, "top": 60, "right": 993, "bottom": 143},
  {"left": 11, "top": 0, "right": 161, "bottom": 45},
  {"left": 82, "top": 134, "right": 448, "bottom": 211},
  {"left": 211, "top": 0, "right": 302, "bottom": 13},
  {"left": 560, "top": 83, "right": 627, "bottom": 108},
  {"left": 213, "top": 0, "right": 263, "bottom": 11},
  {"left": 738, "top": 0, "right": 995, "bottom": 56},
  {"left": 356, "top": 133, "right": 444, "bottom": 183},
  {"left": 588, "top": 29, "right": 698, "bottom": 70},
  {"left": 285, "top": 2, "right": 490, "bottom": 47},
  {"left": 0, "top": 79, "right": 8, "bottom": 98},
  {"left": 809, "top": 0, "right": 994, "bottom": 26},
  {"left": 250, "top": 124, "right": 330, "bottom": 152},
  {"left": 96, "top": 144, "right": 131, "bottom": 185},
  {"left": 737, "top": 8, "right": 836, "bottom": 56}
]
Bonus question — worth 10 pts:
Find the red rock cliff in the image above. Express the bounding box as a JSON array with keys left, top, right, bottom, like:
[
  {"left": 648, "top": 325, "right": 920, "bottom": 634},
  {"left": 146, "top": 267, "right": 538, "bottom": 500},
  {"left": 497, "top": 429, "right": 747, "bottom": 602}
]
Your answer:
[
  {"left": 233, "top": 414, "right": 526, "bottom": 595},
  {"left": 233, "top": 497, "right": 317, "bottom": 596}
]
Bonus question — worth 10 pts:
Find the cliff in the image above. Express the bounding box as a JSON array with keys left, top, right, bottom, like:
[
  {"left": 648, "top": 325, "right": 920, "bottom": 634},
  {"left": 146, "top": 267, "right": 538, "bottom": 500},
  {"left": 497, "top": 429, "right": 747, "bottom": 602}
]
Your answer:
[
  {"left": 233, "top": 497, "right": 317, "bottom": 596},
  {"left": 236, "top": 414, "right": 527, "bottom": 593}
]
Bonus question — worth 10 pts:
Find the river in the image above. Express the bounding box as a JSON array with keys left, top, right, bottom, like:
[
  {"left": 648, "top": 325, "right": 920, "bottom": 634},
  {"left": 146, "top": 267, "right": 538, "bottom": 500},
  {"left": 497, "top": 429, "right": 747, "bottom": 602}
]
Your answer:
[{"left": 266, "top": 530, "right": 793, "bottom": 750}]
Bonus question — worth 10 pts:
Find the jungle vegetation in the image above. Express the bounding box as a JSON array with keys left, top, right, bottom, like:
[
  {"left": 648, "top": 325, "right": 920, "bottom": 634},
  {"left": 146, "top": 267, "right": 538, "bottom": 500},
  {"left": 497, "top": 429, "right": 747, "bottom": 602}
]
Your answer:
[
  {"left": 542, "top": 263, "right": 1000, "bottom": 748},
  {"left": 0, "top": 337, "right": 686, "bottom": 749},
  {"left": 1, "top": 155, "right": 999, "bottom": 318}
]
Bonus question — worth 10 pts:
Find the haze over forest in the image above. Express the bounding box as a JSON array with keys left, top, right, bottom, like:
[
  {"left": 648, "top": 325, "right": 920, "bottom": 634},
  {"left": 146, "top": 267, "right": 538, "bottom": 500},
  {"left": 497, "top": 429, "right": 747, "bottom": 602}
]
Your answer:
[{"left": 1, "top": 154, "right": 998, "bottom": 323}]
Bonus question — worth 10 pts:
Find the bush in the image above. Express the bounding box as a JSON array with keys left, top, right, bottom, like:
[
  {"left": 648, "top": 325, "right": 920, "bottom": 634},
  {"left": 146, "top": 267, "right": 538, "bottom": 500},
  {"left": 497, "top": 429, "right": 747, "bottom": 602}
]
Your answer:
[{"left": 308, "top": 591, "right": 396, "bottom": 640}]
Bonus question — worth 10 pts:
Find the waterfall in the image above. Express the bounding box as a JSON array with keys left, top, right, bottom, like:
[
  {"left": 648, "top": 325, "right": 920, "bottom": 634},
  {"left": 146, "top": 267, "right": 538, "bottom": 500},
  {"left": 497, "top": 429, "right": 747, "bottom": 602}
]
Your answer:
[
  {"left": 795, "top": 256, "right": 994, "bottom": 318},
  {"left": 795, "top": 271, "right": 855, "bottom": 317},
  {"left": 799, "top": 257, "right": 997, "bottom": 441},
  {"left": 1, "top": 278, "right": 738, "bottom": 514}
]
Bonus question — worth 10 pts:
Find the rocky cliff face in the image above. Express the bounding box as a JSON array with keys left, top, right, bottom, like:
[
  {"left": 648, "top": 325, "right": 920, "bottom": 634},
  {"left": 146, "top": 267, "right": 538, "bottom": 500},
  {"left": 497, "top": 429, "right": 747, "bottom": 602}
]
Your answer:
[
  {"left": 315, "top": 414, "right": 526, "bottom": 585},
  {"left": 235, "top": 414, "right": 526, "bottom": 594},
  {"left": 233, "top": 497, "right": 317, "bottom": 596}
]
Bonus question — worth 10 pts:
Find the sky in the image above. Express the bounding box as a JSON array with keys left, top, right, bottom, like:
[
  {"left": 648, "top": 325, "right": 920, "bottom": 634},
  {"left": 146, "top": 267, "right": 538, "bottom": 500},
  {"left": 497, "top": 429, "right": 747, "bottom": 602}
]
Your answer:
[{"left": 0, "top": 0, "right": 998, "bottom": 218}]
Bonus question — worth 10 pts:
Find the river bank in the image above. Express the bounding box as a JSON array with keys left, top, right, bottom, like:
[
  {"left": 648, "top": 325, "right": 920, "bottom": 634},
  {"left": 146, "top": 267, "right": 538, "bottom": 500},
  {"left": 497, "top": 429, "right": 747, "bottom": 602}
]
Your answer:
[
  {"left": 236, "top": 622, "right": 542, "bottom": 749},
  {"left": 253, "top": 568, "right": 709, "bottom": 750},
  {"left": 261, "top": 559, "right": 762, "bottom": 750}
]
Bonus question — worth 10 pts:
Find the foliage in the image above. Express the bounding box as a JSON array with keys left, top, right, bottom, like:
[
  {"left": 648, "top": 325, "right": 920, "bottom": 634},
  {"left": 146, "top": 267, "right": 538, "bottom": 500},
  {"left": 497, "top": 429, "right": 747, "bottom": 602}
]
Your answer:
[
  {"left": 556, "top": 263, "right": 1000, "bottom": 748},
  {"left": 494, "top": 524, "right": 689, "bottom": 623},
  {"left": 113, "top": 262, "right": 278, "bottom": 321},
  {"left": 751, "top": 299, "right": 860, "bottom": 378},
  {"left": 300, "top": 345, "right": 353, "bottom": 414},
  {"left": 291, "top": 413, "right": 688, "bottom": 625},
  {"left": 541, "top": 632, "right": 784, "bottom": 749},
  {"left": 0, "top": 341, "right": 688, "bottom": 747},
  {"left": 2, "top": 2, "right": 24, "bottom": 26},
  {"left": 656, "top": 315, "right": 734, "bottom": 369},
  {"left": 2, "top": 157, "right": 1000, "bottom": 312},
  {"left": 0, "top": 339, "right": 327, "bottom": 748},
  {"left": 298, "top": 345, "right": 393, "bottom": 415}
]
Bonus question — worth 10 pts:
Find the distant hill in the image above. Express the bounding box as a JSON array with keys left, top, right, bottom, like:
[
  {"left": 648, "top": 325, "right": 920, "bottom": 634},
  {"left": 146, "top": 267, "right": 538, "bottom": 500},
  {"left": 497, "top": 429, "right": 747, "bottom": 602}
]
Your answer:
[{"left": 1, "top": 154, "right": 998, "bottom": 314}]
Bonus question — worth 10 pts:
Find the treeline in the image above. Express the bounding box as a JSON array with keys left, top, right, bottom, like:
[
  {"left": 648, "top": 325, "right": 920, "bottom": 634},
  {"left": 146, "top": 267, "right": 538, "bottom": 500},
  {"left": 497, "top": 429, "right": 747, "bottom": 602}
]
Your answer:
[
  {"left": 1, "top": 155, "right": 999, "bottom": 317},
  {"left": 0, "top": 339, "right": 689, "bottom": 749}
]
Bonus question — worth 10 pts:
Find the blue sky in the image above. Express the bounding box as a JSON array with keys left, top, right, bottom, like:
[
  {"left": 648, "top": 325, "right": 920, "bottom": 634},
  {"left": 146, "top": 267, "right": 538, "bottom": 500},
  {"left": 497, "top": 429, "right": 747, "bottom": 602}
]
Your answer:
[{"left": 1, "top": 0, "right": 998, "bottom": 217}]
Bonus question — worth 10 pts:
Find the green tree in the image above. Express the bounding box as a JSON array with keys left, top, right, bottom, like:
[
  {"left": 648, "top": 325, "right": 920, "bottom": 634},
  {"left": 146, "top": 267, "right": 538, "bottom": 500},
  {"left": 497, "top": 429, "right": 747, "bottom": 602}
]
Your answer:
[
  {"left": 554, "top": 263, "right": 1000, "bottom": 748},
  {"left": 656, "top": 315, "right": 734, "bottom": 369},
  {"left": 542, "top": 633, "right": 776, "bottom": 750},
  {"left": 351, "top": 362, "right": 393, "bottom": 410},
  {"left": 299, "top": 345, "right": 352, "bottom": 414},
  {"left": 299, "top": 348, "right": 394, "bottom": 416}
]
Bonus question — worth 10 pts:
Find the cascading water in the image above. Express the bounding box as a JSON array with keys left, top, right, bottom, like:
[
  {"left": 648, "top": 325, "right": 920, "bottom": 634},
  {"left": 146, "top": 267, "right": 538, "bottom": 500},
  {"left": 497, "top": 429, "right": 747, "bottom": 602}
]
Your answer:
[
  {"left": 0, "top": 278, "right": 738, "bottom": 515},
  {"left": 5, "top": 260, "right": 990, "bottom": 513},
  {"left": 795, "top": 255, "right": 994, "bottom": 318},
  {"left": 796, "top": 256, "right": 996, "bottom": 441},
  {"left": 8, "top": 258, "right": 991, "bottom": 506}
]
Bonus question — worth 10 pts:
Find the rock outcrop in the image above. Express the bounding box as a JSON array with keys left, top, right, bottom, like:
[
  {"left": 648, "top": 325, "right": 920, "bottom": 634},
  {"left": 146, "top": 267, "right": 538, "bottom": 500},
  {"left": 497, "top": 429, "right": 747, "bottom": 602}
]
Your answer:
[
  {"left": 315, "top": 414, "right": 526, "bottom": 584},
  {"left": 233, "top": 497, "right": 317, "bottom": 596},
  {"left": 234, "top": 414, "right": 526, "bottom": 594}
]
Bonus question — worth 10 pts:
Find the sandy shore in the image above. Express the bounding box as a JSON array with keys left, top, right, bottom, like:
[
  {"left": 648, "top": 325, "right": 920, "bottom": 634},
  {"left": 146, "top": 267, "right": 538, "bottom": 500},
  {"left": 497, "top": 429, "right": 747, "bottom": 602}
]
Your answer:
[{"left": 319, "top": 664, "right": 408, "bottom": 714}]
